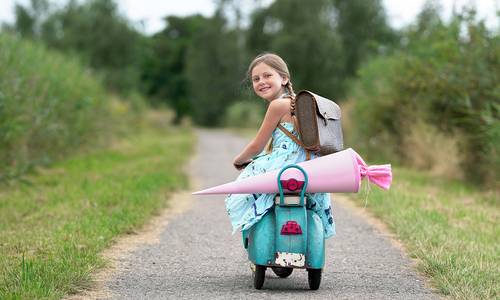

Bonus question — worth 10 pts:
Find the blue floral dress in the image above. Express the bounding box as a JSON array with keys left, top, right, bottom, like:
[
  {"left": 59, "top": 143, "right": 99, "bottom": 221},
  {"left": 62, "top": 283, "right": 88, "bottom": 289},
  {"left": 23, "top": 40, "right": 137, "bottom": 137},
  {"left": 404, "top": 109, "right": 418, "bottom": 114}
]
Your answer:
[{"left": 225, "top": 122, "right": 335, "bottom": 239}]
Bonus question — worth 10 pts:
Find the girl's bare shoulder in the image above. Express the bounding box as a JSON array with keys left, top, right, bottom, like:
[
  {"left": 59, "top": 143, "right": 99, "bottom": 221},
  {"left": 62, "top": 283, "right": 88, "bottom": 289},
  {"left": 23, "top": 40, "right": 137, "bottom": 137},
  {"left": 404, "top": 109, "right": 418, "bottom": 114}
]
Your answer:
[{"left": 268, "top": 97, "right": 291, "bottom": 111}]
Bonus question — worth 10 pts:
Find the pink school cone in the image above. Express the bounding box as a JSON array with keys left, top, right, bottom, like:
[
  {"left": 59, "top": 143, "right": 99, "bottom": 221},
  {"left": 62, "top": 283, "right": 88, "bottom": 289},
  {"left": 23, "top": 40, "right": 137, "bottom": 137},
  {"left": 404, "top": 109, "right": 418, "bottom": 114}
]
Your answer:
[{"left": 192, "top": 148, "right": 392, "bottom": 195}]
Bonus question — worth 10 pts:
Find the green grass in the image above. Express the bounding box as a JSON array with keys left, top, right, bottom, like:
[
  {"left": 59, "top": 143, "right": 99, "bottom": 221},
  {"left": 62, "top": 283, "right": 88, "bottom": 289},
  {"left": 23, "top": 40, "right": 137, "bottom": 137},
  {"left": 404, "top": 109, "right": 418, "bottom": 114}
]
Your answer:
[
  {"left": 0, "top": 126, "right": 194, "bottom": 299},
  {"left": 351, "top": 167, "right": 499, "bottom": 299}
]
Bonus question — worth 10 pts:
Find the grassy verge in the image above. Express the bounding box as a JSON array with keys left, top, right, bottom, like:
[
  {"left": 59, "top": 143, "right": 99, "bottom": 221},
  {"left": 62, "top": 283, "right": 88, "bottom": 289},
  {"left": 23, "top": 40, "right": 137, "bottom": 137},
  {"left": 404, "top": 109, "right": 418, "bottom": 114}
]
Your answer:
[
  {"left": 0, "top": 124, "right": 194, "bottom": 299},
  {"left": 351, "top": 167, "right": 499, "bottom": 299}
]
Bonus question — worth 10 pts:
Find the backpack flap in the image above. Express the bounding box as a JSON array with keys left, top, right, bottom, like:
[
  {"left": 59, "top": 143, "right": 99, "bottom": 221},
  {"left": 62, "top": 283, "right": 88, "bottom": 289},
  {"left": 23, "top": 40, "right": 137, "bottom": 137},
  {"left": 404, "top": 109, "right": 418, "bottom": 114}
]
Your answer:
[
  {"left": 314, "top": 94, "right": 341, "bottom": 123},
  {"left": 308, "top": 92, "right": 344, "bottom": 155}
]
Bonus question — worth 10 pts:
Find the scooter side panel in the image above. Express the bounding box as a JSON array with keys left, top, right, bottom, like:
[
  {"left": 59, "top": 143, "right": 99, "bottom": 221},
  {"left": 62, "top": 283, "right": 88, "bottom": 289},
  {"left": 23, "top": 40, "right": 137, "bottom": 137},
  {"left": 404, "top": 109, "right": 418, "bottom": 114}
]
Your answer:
[
  {"left": 275, "top": 206, "right": 307, "bottom": 256},
  {"left": 247, "top": 210, "right": 275, "bottom": 265},
  {"left": 306, "top": 210, "right": 325, "bottom": 268}
]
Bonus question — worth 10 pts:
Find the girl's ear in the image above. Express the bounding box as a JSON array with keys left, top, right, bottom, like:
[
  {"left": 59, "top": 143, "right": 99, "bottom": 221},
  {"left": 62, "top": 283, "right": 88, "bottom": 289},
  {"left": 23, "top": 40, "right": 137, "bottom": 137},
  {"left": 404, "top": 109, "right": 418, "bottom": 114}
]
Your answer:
[{"left": 281, "top": 76, "right": 289, "bottom": 86}]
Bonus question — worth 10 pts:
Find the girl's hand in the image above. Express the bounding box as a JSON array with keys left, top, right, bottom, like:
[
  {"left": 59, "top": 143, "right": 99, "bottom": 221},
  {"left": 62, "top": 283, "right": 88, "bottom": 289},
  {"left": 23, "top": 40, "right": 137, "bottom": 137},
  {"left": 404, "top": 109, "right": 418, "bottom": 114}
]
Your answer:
[{"left": 233, "top": 159, "right": 252, "bottom": 170}]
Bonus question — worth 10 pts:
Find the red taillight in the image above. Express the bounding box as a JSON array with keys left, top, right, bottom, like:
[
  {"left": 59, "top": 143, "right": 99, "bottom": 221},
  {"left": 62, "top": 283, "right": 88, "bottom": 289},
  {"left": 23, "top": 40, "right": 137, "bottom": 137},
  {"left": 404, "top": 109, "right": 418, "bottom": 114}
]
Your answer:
[
  {"left": 280, "top": 178, "right": 304, "bottom": 192},
  {"left": 281, "top": 221, "right": 303, "bottom": 235}
]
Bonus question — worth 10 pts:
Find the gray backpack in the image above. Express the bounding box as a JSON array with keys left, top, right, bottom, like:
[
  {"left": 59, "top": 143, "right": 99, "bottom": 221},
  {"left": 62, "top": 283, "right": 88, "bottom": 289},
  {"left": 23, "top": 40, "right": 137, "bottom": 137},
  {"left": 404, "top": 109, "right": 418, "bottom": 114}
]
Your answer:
[{"left": 278, "top": 90, "right": 344, "bottom": 157}]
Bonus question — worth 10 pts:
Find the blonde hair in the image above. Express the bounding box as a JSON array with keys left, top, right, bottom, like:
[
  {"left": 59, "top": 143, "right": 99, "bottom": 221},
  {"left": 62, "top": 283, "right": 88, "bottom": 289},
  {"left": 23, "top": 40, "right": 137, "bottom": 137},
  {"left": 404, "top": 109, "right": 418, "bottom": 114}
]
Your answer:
[
  {"left": 248, "top": 53, "right": 297, "bottom": 154},
  {"left": 247, "top": 53, "right": 296, "bottom": 98}
]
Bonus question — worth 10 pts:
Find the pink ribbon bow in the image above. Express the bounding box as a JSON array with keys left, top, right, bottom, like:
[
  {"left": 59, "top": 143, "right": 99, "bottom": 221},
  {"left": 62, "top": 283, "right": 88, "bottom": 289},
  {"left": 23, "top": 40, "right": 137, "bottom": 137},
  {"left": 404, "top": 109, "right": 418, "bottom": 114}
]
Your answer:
[{"left": 356, "top": 154, "right": 392, "bottom": 190}]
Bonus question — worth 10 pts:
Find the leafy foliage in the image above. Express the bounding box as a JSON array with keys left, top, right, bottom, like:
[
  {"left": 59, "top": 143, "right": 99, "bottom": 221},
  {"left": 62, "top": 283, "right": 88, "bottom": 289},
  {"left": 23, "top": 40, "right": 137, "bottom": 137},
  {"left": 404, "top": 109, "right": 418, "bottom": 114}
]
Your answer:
[
  {"left": 185, "top": 12, "right": 245, "bottom": 126},
  {"left": 4, "top": 0, "right": 497, "bottom": 185},
  {"left": 9, "top": 0, "right": 145, "bottom": 93},
  {"left": 4, "top": 0, "right": 395, "bottom": 126},
  {"left": 332, "top": 0, "right": 397, "bottom": 78},
  {"left": 0, "top": 33, "right": 110, "bottom": 181},
  {"left": 140, "top": 15, "right": 207, "bottom": 122},
  {"left": 348, "top": 6, "right": 500, "bottom": 185},
  {"left": 224, "top": 100, "right": 266, "bottom": 128},
  {"left": 246, "top": 0, "right": 396, "bottom": 99}
]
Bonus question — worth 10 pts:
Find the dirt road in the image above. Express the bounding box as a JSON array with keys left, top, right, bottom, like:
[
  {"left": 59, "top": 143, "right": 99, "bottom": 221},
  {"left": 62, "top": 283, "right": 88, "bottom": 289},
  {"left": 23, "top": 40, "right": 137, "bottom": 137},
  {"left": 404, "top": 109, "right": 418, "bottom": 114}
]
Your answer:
[{"left": 90, "top": 129, "right": 438, "bottom": 299}]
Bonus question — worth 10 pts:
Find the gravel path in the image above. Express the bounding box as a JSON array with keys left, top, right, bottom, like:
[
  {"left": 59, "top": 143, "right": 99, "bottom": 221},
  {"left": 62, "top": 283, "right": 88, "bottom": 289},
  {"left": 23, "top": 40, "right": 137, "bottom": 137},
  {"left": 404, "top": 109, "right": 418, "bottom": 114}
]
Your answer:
[{"left": 102, "top": 129, "right": 438, "bottom": 299}]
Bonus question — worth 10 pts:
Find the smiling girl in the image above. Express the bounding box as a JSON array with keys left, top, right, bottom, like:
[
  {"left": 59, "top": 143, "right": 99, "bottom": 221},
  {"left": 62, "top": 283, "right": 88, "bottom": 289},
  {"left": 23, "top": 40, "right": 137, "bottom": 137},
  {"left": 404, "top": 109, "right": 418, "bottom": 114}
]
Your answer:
[{"left": 225, "top": 53, "right": 335, "bottom": 239}]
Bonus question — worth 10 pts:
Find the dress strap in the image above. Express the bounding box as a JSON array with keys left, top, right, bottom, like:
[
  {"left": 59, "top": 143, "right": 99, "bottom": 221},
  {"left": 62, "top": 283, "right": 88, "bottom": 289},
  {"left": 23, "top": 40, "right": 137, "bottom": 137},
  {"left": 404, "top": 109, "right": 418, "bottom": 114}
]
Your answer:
[{"left": 277, "top": 124, "right": 311, "bottom": 160}]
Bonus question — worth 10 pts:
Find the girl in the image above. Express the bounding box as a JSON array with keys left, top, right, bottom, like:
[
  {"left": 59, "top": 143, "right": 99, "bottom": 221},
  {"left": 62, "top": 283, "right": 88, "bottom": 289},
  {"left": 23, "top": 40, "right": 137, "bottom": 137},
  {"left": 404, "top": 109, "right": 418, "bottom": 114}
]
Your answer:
[{"left": 225, "top": 53, "right": 335, "bottom": 239}]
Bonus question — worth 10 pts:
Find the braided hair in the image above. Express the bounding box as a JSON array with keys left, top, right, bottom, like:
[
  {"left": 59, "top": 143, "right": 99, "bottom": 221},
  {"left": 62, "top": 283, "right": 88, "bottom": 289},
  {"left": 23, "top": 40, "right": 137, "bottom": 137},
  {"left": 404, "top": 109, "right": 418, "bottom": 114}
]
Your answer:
[{"left": 284, "top": 81, "right": 296, "bottom": 114}]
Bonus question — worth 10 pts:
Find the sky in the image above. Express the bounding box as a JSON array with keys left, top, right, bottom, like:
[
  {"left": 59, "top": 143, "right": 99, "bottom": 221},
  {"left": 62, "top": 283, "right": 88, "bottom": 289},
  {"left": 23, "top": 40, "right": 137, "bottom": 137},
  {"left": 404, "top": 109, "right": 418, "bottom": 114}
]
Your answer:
[{"left": 0, "top": 0, "right": 498, "bottom": 35}]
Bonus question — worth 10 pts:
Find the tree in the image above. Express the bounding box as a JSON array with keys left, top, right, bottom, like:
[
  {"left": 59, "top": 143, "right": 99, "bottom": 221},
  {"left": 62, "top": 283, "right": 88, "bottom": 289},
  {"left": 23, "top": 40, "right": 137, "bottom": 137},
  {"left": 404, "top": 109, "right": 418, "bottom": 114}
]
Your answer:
[
  {"left": 140, "top": 15, "right": 208, "bottom": 121},
  {"left": 13, "top": 0, "right": 51, "bottom": 39},
  {"left": 246, "top": 0, "right": 396, "bottom": 99},
  {"left": 185, "top": 11, "right": 245, "bottom": 126},
  {"left": 348, "top": 3, "right": 500, "bottom": 185},
  {"left": 247, "top": 0, "right": 344, "bottom": 98},
  {"left": 11, "top": 0, "right": 145, "bottom": 93},
  {"left": 332, "top": 0, "right": 397, "bottom": 78},
  {"left": 140, "top": 8, "right": 246, "bottom": 125}
]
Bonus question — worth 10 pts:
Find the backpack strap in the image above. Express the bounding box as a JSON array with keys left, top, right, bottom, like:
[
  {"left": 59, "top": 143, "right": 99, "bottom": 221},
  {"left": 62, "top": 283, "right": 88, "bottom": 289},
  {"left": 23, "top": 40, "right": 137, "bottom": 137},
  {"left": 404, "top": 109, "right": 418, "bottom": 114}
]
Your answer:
[{"left": 277, "top": 123, "right": 311, "bottom": 161}]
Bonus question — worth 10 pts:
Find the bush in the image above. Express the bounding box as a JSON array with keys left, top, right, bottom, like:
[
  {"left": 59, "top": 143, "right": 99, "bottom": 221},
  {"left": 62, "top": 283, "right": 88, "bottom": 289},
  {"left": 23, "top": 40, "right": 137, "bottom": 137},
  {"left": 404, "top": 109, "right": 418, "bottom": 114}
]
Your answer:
[
  {"left": 347, "top": 10, "right": 499, "bottom": 186},
  {"left": 224, "top": 100, "right": 266, "bottom": 128},
  {"left": 0, "top": 34, "right": 111, "bottom": 181}
]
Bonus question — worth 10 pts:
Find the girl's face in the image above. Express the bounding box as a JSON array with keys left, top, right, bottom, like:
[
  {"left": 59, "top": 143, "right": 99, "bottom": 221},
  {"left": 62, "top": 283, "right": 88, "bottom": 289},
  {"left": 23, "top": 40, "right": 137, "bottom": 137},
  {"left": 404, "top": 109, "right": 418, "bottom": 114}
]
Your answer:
[{"left": 251, "top": 62, "right": 288, "bottom": 101}]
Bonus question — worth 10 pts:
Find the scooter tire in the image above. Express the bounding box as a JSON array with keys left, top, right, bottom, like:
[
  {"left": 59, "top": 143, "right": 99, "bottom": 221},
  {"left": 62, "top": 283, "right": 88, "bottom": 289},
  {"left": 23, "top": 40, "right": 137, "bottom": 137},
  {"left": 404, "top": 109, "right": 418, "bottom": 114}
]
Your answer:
[
  {"left": 307, "top": 268, "right": 322, "bottom": 290},
  {"left": 253, "top": 265, "right": 266, "bottom": 289},
  {"left": 271, "top": 267, "right": 293, "bottom": 278}
]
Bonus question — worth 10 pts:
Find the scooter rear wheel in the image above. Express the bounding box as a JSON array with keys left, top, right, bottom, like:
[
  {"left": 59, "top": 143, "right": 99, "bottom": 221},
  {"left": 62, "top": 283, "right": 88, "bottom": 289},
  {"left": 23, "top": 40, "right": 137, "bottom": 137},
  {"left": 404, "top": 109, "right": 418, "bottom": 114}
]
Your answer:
[
  {"left": 271, "top": 267, "right": 293, "bottom": 278},
  {"left": 307, "top": 268, "right": 322, "bottom": 290},
  {"left": 253, "top": 265, "right": 266, "bottom": 289}
]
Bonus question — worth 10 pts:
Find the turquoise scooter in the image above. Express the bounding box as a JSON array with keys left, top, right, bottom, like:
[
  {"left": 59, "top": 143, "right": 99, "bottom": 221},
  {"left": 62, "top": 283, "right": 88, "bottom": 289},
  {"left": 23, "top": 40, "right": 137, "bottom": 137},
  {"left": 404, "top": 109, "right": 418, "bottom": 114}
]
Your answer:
[{"left": 242, "top": 164, "right": 325, "bottom": 290}]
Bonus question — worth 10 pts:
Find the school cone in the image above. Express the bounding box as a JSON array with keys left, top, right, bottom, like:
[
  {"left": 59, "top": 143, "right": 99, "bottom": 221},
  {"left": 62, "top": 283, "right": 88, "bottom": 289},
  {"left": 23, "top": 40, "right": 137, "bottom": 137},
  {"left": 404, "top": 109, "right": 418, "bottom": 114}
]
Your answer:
[{"left": 193, "top": 148, "right": 392, "bottom": 195}]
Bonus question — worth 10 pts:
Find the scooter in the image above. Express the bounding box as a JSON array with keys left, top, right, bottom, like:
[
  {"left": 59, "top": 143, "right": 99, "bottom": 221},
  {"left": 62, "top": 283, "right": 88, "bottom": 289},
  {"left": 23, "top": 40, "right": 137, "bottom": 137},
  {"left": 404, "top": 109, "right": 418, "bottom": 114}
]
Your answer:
[{"left": 242, "top": 164, "right": 325, "bottom": 290}]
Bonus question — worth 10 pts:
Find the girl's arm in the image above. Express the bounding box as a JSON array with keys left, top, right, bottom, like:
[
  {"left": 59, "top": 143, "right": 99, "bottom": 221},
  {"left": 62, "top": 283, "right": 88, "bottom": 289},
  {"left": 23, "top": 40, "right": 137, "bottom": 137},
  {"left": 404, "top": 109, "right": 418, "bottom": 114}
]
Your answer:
[{"left": 233, "top": 99, "right": 289, "bottom": 167}]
